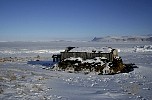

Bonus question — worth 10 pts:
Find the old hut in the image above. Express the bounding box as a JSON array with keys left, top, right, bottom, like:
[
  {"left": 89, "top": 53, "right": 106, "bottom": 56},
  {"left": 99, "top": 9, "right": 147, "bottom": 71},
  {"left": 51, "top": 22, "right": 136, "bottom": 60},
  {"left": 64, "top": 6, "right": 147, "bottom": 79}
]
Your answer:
[{"left": 52, "top": 47, "right": 118, "bottom": 62}]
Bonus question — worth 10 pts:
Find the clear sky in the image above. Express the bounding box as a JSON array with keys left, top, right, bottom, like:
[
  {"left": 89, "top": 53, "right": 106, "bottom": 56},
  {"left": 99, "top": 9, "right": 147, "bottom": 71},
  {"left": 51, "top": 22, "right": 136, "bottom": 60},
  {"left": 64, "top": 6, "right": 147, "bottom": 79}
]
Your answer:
[{"left": 0, "top": 0, "right": 152, "bottom": 41}]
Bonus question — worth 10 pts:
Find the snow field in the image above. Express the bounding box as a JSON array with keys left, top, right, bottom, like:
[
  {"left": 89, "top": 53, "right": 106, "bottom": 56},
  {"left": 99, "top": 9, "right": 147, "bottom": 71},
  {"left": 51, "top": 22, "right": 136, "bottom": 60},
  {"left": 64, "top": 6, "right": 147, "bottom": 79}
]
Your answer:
[{"left": 0, "top": 42, "right": 152, "bottom": 100}]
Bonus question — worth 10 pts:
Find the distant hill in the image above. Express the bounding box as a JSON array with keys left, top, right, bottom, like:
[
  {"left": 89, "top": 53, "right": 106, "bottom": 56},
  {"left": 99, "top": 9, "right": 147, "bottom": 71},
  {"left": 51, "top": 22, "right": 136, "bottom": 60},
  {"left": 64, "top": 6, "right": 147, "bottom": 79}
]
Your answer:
[{"left": 91, "top": 35, "right": 152, "bottom": 42}]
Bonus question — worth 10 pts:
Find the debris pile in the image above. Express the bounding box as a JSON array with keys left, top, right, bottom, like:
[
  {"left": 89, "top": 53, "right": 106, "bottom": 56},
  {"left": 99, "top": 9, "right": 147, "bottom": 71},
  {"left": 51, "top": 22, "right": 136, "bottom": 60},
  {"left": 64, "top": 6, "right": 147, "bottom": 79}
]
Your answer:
[{"left": 53, "top": 56, "right": 137, "bottom": 75}]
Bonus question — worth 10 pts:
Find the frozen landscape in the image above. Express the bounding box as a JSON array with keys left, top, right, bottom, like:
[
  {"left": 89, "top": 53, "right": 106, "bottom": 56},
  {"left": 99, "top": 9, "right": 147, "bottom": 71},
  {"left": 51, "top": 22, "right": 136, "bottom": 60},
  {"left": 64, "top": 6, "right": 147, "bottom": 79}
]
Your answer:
[{"left": 0, "top": 41, "right": 152, "bottom": 100}]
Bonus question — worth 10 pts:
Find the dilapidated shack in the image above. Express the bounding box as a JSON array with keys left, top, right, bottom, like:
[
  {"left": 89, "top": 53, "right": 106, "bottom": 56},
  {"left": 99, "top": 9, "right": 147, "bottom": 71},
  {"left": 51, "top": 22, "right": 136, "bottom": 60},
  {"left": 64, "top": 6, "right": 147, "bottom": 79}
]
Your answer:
[
  {"left": 52, "top": 47, "right": 118, "bottom": 62},
  {"left": 52, "top": 46, "right": 137, "bottom": 75}
]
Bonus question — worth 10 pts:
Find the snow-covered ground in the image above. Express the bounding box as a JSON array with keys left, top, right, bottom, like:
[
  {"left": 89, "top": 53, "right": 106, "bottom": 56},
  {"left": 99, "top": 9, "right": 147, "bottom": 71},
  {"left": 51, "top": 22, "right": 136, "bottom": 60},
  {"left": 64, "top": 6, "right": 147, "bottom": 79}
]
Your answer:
[{"left": 0, "top": 41, "right": 152, "bottom": 100}]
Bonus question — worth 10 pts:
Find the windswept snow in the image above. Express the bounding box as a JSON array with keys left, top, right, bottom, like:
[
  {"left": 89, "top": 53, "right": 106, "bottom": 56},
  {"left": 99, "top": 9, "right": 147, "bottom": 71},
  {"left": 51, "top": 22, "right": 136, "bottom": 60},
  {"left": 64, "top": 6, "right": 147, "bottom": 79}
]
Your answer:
[
  {"left": 134, "top": 45, "right": 152, "bottom": 52},
  {"left": 0, "top": 49, "right": 65, "bottom": 55},
  {"left": 0, "top": 41, "right": 152, "bottom": 100}
]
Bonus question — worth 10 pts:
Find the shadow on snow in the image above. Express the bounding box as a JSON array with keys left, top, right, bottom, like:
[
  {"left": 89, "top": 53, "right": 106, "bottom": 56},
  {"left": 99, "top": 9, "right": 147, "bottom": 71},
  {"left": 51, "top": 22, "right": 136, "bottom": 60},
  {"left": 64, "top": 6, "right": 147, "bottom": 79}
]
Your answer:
[{"left": 27, "top": 60, "right": 57, "bottom": 68}]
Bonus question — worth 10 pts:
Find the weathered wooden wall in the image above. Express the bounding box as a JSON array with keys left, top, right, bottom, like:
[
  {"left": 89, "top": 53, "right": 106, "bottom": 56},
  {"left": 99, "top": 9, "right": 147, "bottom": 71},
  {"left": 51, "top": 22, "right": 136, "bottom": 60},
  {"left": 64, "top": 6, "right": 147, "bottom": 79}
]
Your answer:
[{"left": 61, "top": 52, "right": 113, "bottom": 62}]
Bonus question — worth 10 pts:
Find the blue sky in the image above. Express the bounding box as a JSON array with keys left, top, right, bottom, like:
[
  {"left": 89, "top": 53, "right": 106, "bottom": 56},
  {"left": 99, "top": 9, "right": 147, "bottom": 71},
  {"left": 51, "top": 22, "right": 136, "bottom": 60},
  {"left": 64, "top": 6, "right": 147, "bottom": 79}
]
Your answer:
[{"left": 0, "top": 0, "right": 152, "bottom": 41}]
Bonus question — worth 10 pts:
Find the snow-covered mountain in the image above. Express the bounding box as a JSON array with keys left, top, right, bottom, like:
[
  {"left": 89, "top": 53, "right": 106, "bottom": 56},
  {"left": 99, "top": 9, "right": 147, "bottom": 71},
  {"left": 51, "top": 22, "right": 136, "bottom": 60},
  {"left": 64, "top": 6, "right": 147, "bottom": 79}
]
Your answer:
[{"left": 92, "top": 35, "right": 152, "bottom": 42}]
